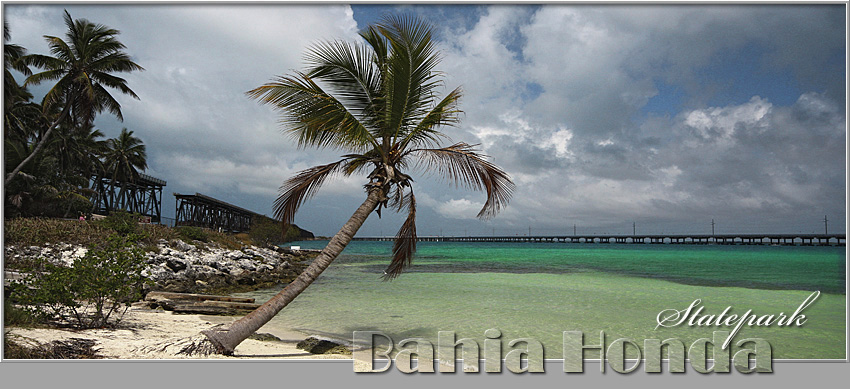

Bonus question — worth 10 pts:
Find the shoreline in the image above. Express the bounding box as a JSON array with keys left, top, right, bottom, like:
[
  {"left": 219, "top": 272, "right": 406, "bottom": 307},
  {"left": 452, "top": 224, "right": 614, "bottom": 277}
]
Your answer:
[{"left": 4, "top": 306, "right": 353, "bottom": 360}]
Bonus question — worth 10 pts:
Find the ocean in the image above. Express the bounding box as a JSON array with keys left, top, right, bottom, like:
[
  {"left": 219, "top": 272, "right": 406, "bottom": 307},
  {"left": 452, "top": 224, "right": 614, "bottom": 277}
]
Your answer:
[{"left": 236, "top": 240, "right": 847, "bottom": 359}]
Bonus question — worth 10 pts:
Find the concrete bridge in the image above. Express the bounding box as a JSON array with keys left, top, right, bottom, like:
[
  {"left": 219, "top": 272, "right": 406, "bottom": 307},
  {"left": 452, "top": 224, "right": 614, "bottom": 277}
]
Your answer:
[{"left": 353, "top": 233, "right": 846, "bottom": 246}]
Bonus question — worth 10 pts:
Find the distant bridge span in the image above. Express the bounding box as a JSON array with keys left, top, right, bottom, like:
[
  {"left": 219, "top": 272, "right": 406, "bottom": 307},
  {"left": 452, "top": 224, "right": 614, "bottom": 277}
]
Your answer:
[
  {"left": 353, "top": 234, "right": 846, "bottom": 246},
  {"left": 174, "top": 192, "right": 262, "bottom": 233}
]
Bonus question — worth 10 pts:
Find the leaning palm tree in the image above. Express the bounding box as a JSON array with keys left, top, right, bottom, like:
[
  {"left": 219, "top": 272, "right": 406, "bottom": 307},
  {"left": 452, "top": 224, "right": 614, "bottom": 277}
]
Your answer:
[
  {"left": 5, "top": 10, "right": 143, "bottom": 186},
  {"left": 194, "top": 15, "right": 514, "bottom": 355}
]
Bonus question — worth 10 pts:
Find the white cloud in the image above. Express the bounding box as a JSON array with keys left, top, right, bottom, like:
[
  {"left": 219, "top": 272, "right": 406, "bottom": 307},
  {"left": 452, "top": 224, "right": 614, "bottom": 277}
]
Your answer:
[{"left": 683, "top": 96, "right": 772, "bottom": 143}]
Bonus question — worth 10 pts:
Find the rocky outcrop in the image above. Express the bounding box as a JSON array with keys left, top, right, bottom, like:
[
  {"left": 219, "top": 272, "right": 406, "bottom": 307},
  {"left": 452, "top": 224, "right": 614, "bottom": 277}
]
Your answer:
[
  {"left": 3, "top": 240, "right": 316, "bottom": 295},
  {"left": 296, "top": 336, "right": 352, "bottom": 355}
]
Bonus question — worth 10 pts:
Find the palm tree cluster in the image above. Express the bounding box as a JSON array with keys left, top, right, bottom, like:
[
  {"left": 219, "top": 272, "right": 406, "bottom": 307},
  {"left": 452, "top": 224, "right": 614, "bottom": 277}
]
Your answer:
[{"left": 3, "top": 11, "right": 145, "bottom": 218}]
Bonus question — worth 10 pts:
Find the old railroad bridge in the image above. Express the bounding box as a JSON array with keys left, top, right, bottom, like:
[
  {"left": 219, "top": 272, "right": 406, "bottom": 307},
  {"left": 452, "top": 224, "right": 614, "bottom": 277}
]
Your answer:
[{"left": 354, "top": 233, "right": 846, "bottom": 246}]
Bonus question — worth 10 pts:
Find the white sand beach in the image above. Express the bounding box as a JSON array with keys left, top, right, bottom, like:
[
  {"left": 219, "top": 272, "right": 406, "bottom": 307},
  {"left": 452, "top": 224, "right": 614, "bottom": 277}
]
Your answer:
[{"left": 4, "top": 307, "right": 353, "bottom": 360}]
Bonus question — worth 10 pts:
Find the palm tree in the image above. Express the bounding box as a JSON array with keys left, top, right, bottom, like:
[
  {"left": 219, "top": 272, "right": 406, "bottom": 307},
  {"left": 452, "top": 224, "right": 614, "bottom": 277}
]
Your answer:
[
  {"left": 101, "top": 128, "right": 146, "bottom": 210},
  {"left": 4, "top": 22, "right": 33, "bottom": 109},
  {"left": 4, "top": 22, "right": 42, "bottom": 146},
  {"left": 5, "top": 10, "right": 143, "bottom": 186},
  {"left": 103, "top": 128, "right": 146, "bottom": 183},
  {"left": 197, "top": 15, "right": 514, "bottom": 355},
  {"left": 53, "top": 123, "right": 107, "bottom": 183}
]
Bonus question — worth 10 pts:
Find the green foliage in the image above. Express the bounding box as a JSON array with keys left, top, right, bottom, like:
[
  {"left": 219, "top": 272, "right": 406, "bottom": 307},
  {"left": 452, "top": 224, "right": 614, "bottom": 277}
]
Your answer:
[
  {"left": 249, "top": 218, "right": 305, "bottom": 246},
  {"left": 248, "top": 218, "right": 281, "bottom": 246},
  {"left": 3, "top": 217, "right": 181, "bottom": 252},
  {"left": 4, "top": 299, "right": 49, "bottom": 327},
  {"left": 177, "top": 226, "right": 209, "bottom": 242},
  {"left": 5, "top": 10, "right": 145, "bottom": 214},
  {"left": 93, "top": 210, "right": 140, "bottom": 235},
  {"left": 62, "top": 192, "right": 95, "bottom": 216},
  {"left": 284, "top": 224, "right": 303, "bottom": 242},
  {"left": 9, "top": 236, "right": 152, "bottom": 329}
]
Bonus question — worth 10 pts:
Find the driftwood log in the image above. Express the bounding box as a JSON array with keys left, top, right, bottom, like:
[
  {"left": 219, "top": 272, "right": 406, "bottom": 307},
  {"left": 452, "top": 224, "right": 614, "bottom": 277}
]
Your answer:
[{"left": 143, "top": 291, "right": 262, "bottom": 315}]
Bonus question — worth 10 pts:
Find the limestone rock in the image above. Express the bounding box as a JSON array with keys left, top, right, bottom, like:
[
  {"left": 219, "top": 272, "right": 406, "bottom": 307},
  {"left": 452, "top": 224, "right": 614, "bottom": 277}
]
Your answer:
[
  {"left": 4, "top": 240, "right": 313, "bottom": 295},
  {"left": 296, "top": 337, "right": 352, "bottom": 355}
]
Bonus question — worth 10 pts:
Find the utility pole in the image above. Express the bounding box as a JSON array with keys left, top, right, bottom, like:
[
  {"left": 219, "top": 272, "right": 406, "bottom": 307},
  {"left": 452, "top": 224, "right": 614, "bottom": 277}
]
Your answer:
[
  {"left": 574, "top": 224, "right": 577, "bottom": 236},
  {"left": 824, "top": 215, "right": 828, "bottom": 234},
  {"left": 711, "top": 219, "right": 715, "bottom": 236},
  {"left": 633, "top": 222, "right": 636, "bottom": 235},
  {"left": 528, "top": 226, "right": 532, "bottom": 236}
]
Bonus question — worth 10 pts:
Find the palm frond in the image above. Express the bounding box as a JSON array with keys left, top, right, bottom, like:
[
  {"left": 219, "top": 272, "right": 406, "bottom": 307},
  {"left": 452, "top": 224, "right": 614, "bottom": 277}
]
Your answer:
[
  {"left": 383, "top": 190, "right": 416, "bottom": 280},
  {"left": 90, "top": 70, "right": 139, "bottom": 100},
  {"left": 410, "top": 143, "right": 514, "bottom": 220},
  {"left": 89, "top": 51, "right": 144, "bottom": 74},
  {"left": 304, "top": 39, "right": 381, "bottom": 128},
  {"left": 341, "top": 151, "right": 380, "bottom": 176},
  {"left": 247, "top": 73, "right": 379, "bottom": 153},
  {"left": 359, "top": 25, "right": 388, "bottom": 71},
  {"left": 374, "top": 15, "right": 443, "bottom": 139},
  {"left": 273, "top": 158, "right": 355, "bottom": 227},
  {"left": 399, "top": 86, "right": 462, "bottom": 149}
]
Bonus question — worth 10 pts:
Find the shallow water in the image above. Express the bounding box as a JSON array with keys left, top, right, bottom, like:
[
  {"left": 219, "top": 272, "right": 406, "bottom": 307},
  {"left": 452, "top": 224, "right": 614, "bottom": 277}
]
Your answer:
[{"left": 238, "top": 241, "right": 846, "bottom": 359}]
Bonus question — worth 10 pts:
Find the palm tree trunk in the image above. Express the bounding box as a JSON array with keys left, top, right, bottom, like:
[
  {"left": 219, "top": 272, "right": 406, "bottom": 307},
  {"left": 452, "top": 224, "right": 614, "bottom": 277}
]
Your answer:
[
  {"left": 201, "top": 186, "right": 384, "bottom": 354},
  {"left": 4, "top": 103, "right": 71, "bottom": 186}
]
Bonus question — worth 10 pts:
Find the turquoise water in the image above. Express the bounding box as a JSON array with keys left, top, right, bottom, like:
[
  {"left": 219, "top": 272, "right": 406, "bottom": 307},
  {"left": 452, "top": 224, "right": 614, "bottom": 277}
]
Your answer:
[{"left": 238, "top": 241, "right": 846, "bottom": 359}]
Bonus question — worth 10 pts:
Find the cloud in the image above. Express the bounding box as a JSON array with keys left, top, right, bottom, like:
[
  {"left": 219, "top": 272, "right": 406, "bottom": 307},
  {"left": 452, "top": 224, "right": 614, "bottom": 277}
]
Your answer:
[{"left": 3, "top": 4, "right": 844, "bottom": 235}]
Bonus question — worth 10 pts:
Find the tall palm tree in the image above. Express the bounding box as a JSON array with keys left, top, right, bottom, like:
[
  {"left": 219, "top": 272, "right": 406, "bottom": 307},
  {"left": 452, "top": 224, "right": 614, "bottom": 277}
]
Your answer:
[
  {"left": 4, "top": 22, "right": 42, "bottom": 145},
  {"left": 197, "top": 15, "right": 514, "bottom": 355},
  {"left": 5, "top": 10, "right": 143, "bottom": 186},
  {"left": 4, "top": 22, "right": 33, "bottom": 108},
  {"left": 101, "top": 128, "right": 146, "bottom": 210}
]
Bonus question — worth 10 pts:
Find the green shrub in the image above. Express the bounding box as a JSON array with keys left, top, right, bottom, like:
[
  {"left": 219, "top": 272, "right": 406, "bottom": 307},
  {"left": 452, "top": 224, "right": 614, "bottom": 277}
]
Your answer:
[
  {"left": 249, "top": 218, "right": 304, "bottom": 246},
  {"left": 94, "top": 210, "right": 141, "bottom": 235},
  {"left": 11, "top": 236, "right": 152, "bottom": 329},
  {"left": 284, "top": 224, "right": 303, "bottom": 242},
  {"left": 248, "top": 218, "right": 282, "bottom": 246},
  {"left": 4, "top": 299, "right": 49, "bottom": 328},
  {"left": 177, "top": 226, "right": 209, "bottom": 242},
  {"left": 59, "top": 193, "right": 94, "bottom": 218}
]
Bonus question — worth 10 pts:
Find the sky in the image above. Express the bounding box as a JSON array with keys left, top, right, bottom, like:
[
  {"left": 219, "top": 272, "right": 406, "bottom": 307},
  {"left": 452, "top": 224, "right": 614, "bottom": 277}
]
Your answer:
[{"left": 2, "top": 2, "right": 846, "bottom": 237}]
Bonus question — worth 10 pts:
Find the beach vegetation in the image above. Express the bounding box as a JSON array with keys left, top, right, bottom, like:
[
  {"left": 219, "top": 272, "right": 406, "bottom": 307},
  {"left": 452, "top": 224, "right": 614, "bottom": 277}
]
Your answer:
[
  {"left": 197, "top": 15, "right": 514, "bottom": 355},
  {"left": 248, "top": 217, "right": 280, "bottom": 246},
  {"left": 93, "top": 209, "right": 142, "bottom": 235},
  {"left": 177, "top": 226, "right": 210, "bottom": 243},
  {"left": 3, "top": 217, "right": 250, "bottom": 254},
  {"left": 4, "top": 299, "right": 50, "bottom": 328},
  {"left": 248, "top": 217, "right": 303, "bottom": 246},
  {"left": 7, "top": 236, "right": 152, "bottom": 329}
]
